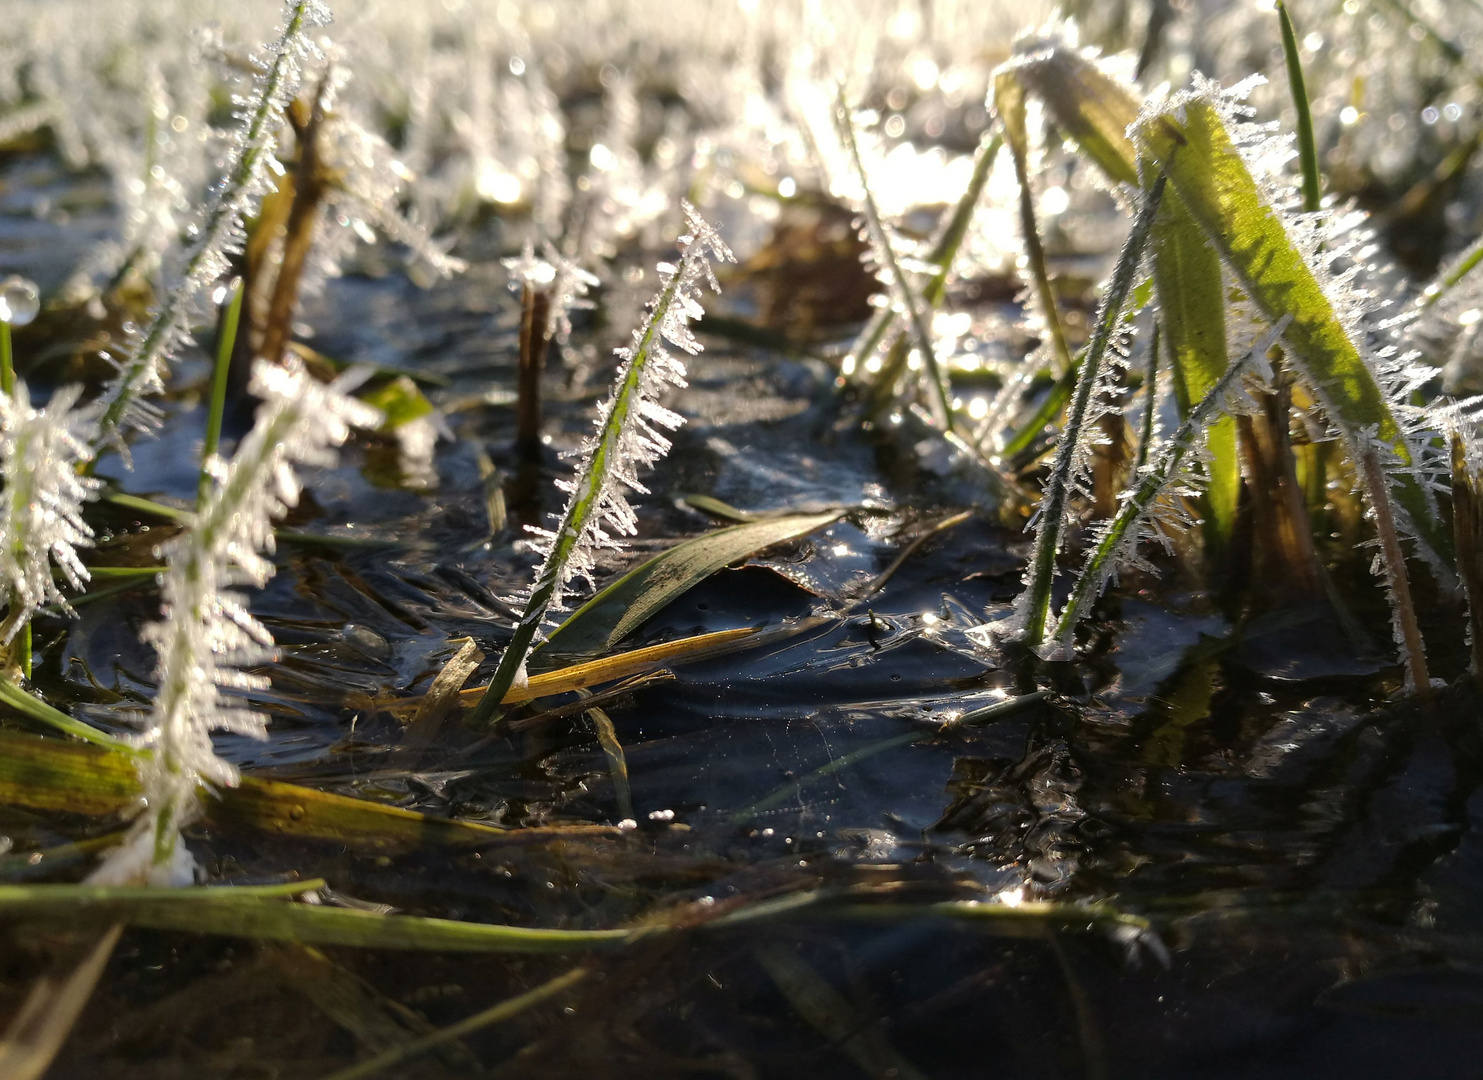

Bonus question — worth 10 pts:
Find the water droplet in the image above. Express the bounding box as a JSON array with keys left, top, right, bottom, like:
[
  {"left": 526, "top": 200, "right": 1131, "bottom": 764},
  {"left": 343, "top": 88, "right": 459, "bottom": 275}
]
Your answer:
[{"left": 0, "top": 277, "right": 39, "bottom": 327}]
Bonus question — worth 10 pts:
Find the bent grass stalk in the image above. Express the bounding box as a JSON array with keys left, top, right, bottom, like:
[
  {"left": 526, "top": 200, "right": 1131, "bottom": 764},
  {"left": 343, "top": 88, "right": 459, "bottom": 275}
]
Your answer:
[
  {"left": 835, "top": 91, "right": 953, "bottom": 429},
  {"left": 1016, "top": 172, "right": 1167, "bottom": 648},
  {"left": 850, "top": 131, "right": 1002, "bottom": 385},
  {"left": 467, "top": 202, "right": 733, "bottom": 727}
]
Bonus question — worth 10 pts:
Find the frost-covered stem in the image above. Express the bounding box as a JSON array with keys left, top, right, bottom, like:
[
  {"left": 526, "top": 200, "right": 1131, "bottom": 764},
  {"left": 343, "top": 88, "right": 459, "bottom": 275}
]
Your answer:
[
  {"left": 1053, "top": 335, "right": 1260, "bottom": 642},
  {"left": 468, "top": 206, "right": 732, "bottom": 727},
  {"left": 1452, "top": 433, "right": 1483, "bottom": 677},
  {"left": 1420, "top": 232, "right": 1483, "bottom": 310},
  {"left": 200, "top": 280, "right": 244, "bottom": 505},
  {"left": 151, "top": 403, "right": 303, "bottom": 867},
  {"left": 93, "top": 0, "right": 326, "bottom": 451},
  {"left": 0, "top": 383, "right": 101, "bottom": 669},
  {"left": 1359, "top": 448, "right": 1429, "bottom": 693},
  {"left": 835, "top": 92, "right": 953, "bottom": 430},
  {"left": 847, "top": 131, "right": 1003, "bottom": 380},
  {"left": 471, "top": 269, "right": 683, "bottom": 725},
  {"left": 1018, "top": 173, "right": 1166, "bottom": 647}
]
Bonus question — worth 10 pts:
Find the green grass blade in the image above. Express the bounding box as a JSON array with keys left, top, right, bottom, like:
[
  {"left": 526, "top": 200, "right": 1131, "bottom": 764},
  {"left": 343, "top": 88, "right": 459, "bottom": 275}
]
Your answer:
[
  {"left": 1135, "top": 95, "right": 1436, "bottom": 541},
  {"left": 199, "top": 277, "right": 244, "bottom": 505},
  {"left": 0, "top": 680, "right": 131, "bottom": 751},
  {"left": 0, "top": 881, "right": 640, "bottom": 953},
  {"left": 1017, "top": 173, "right": 1167, "bottom": 647},
  {"left": 1421, "top": 231, "right": 1483, "bottom": 310},
  {"left": 1276, "top": 2, "right": 1321, "bottom": 213},
  {"left": 1134, "top": 321, "right": 1161, "bottom": 474},
  {"left": 1006, "top": 45, "right": 1140, "bottom": 187},
  {"left": 1149, "top": 194, "right": 1240, "bottom": 553}
]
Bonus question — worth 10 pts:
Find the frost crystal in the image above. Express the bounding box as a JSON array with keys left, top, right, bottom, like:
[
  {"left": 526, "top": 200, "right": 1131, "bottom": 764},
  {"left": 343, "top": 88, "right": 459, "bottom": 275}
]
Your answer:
[
  {"left": 93, "top": 359, "right": 379, "bottom": 885},
  {"left": 0, "top": 383, "right": 102, "bottom": 642}
]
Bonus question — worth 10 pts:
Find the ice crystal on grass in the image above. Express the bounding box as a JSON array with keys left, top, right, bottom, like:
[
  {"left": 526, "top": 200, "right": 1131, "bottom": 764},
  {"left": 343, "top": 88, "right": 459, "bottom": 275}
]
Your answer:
[
  {"left": 92, "top": 359, "right": 379, "bottom": 885},
  {"left": 0, "top": 384, "right": 102, "bottom": 643},
  {"left": 467, "top": 201, "right": 733, "bottom": 725},
  {"left": 94, "top": 0, "right": 332, "bottom": 450}
]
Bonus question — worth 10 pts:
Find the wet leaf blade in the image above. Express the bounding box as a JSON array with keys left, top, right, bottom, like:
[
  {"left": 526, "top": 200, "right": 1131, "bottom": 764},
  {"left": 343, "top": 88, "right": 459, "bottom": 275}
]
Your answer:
[
  {"left": 540, "top": 511, "right": 843, "bottom": 660},
  {"left": 0, "top": 730, "right": 611, "bottom": 851},
  {"left": 0, "top": 883, "right": 637, "bottom": 953}
]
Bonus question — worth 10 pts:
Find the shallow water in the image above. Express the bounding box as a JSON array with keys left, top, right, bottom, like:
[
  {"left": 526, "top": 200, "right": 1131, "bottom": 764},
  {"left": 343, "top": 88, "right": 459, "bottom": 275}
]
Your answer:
[{"left": 3, "top": 148, "right": 1483, "bottom": 1080}]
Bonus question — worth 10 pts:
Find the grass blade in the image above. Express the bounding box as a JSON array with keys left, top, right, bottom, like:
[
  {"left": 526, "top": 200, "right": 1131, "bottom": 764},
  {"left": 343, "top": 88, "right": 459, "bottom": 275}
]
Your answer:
[
  {"left": 0, "top": 881, "right": 640, "bottom": 952},
  {"left": 316, "top": 967, "right": 589, "bottom": 1080},
  {"left": 0, "top": 923, "right": 122, "bottom": 1080},
  {"left": 1276, "top": 2, "right": 1322, "bottom": 213},
  {"left": 1052, "top": 322, "right": 1283, "bottom": 643},
  {"left": 1149, "top": 194, "right": 1241, "bottom": 554},
  {"left": 836, "top": 90, "right": 953, "bottom": 428},
  {"left": 1134, "top": 90, "right": 1436, "bottom": 542},
  {"left": 1016, "top": 173, "right": 1167, "bottom": 647}
]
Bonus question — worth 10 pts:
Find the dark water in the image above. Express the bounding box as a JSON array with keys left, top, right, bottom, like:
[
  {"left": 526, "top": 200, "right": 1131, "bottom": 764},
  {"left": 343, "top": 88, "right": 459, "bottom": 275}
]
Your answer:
[{"left": 3, "top": 151, "right": 1483, "bottom": 1079}]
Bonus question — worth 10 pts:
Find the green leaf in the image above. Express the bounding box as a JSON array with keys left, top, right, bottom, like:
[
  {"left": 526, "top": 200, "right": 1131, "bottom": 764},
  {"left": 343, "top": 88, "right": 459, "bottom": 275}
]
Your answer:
[
  {"left": 1007, "top": 46, "right": 1141, "bottom": 186},
  {"left": 1135, "top": 97, "right": 1435, "bottom": 537},
  {"left": 539, "top": 511, "right": 843, "bottom": 662},
  {"left": 1149, "top": 193, "right": 1240, "bottom": 553},
  {"left": 361, "top": 376, "right": 434, "bottom": 431},
  {"left": 1276, "top": 1, "right": 1322, "bottom": 213}
]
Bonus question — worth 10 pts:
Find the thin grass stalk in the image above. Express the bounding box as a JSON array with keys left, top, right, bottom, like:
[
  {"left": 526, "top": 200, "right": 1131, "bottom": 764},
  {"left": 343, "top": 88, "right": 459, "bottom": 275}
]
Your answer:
[
  {"left": 467, "top": 204, "right": 732, "bottom": 727},
  {"left": 1359, "top": 448, "right": 1430, "bottom": 691},
  {"left": 1276, "top": 2, "right": 1321, "bottom": 214},
  {"left": 259, "top": 76, "right": 333, "bottom": 367},
  {"left": 317, "top": 968, "right": 590, "bottom": 1080},
  {"left": 1420, "top": 232, "right": 1483, "bottom": 309},
  {"left": 1451, "top": 432, "right": 1483, "bottom": 677},
  {"left": 852, "top": 131, "right": 1001, "bottom": 398},
  {"left": 1052, "top": 326, "right": 1272, "bottom": 642},
  {"left": 93, "top": 0, "right": 327, "bottom": 450},
  {"left": 835, "top": 91, "right": 953, "bottom": 429},
  {"left": 199, "top": 279, "right": 244, "bottom": 505},
  {"left": 1017, "top": 172, "right": 1167, "bottom": 647},
  {"left": 995, "top": 72, "right": 1076, "bottom": 377}
]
